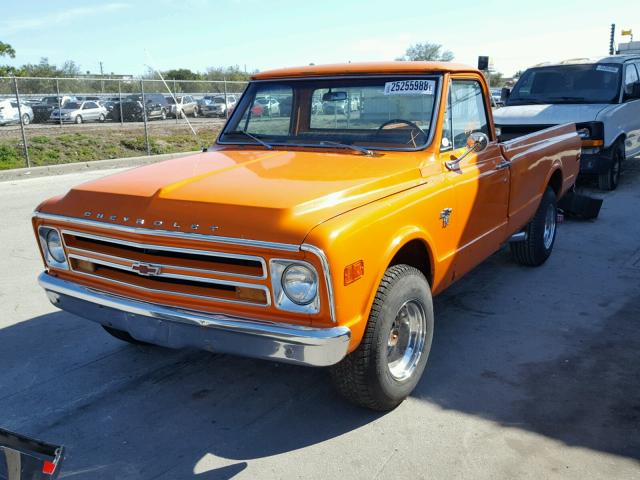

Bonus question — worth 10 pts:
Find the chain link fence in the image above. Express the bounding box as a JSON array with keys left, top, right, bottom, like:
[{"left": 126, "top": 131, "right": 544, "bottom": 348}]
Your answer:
[{"left": 0, "top": 75, "right": 247, "bottom": 170}]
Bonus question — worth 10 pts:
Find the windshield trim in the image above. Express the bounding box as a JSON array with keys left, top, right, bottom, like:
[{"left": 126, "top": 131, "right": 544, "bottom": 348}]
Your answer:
[{"left": 217, "top": 74, "right": 443, "bottom": 153}]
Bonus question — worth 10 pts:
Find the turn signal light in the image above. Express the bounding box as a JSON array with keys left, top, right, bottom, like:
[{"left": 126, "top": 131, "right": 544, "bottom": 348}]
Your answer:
[
  {"left": 344, "top": 260, "right": 364, "bottom": 285},
  {"left": 581, "top": 139, "right": 604, "bottom": 147}
]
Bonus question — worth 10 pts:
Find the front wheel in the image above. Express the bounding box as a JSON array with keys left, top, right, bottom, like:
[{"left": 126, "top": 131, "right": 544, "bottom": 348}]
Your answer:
[
  {"left": 75, "top": 115, "right": 83, "bottom": 124},
  {"left": 21, "top": 114, "right": 30, "bottom": 125},
  {"left": 598, "top": 144, "right": 623, "bottom": 191},
  {"left": 330, "top": 265, "right": 434, "bottom": 411},
  {"left": 98, "top": 113, "right": 105, "bottom": 122},
  {"left": 161, "top": 109, "right": 167, "bottom": 120},
  {"left": 510, "top": 187, "right": 557, "bottom": 266}
]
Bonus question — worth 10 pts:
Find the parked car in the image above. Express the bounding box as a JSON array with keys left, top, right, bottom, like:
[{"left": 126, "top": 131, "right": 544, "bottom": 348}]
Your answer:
[
  {"left": 34, "top": 61, "right": 581, "bottom": 411},
  {"left": 255, "top": 96, "right": 279, "bottom": 116},
  {"left": 166, "top": 95, "right": 199, "bottom": 118},
  {"left": 111, "top": 94, "right": 169, "bottom": 122},
  {"left": 0, "top": 99, "right": 33, "bottom": 125},
  {"left": 31, "top": 96, "right": 77, "bottom": 123},
  {"left": 199, "top": 95, "right": 237, "bottom": 117},
  {"left": 49, "top": 101, "right": 107, "bottom": 124},
  {"left": 490, "top": 87, "right": 503, "bottom": 107},
  {"left": 495, "top": 55, "right": 640, "bottom": 190},
  {"left": 322, "top": 96, "right": 359, "bottom": 114}
]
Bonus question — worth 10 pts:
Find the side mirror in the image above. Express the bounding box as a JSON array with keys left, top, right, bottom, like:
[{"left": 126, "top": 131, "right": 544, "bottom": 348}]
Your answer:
[
  {"left": 446, "top": 132, "right": 489, "bottom": 171},
  {"left": 500, "top": 87, "right": 511, "bottom": 103}
]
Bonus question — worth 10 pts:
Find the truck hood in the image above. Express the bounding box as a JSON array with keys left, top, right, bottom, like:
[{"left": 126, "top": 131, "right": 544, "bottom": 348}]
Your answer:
[
  {"left": 38, "top": 148, "right": 425, "bottom": 245},
  {"left": 493, "top": 103, "right": 610, "bottom": 125}
]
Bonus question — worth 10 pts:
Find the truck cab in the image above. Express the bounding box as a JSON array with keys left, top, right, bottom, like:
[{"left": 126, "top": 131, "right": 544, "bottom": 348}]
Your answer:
[{"left": 495, "top": 55, "right": 640, "bottom": 190}]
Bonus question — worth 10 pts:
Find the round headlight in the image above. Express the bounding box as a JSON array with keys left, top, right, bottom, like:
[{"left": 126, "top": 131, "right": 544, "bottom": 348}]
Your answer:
[
  {"left": 46, "top": 229, "right": 66, "bottom": 263},
  {"left": 281, "top": 264, "right": 318, "bottom": 305}
]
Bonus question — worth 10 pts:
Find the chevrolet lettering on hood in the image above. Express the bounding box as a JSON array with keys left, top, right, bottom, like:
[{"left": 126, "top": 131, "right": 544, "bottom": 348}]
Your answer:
[{"left": 82, "top": 211, "right": 219, "bottom": 231}]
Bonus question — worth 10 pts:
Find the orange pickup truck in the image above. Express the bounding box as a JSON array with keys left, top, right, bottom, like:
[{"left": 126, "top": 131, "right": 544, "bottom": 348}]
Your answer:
[{"left": 33, "top": 62, "right": 581, "bottom": 410}]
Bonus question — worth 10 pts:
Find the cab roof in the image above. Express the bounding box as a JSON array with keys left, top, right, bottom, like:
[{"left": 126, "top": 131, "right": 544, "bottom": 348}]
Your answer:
[{"left": 252, "top": 61, "right": 479, "bottom": 80}]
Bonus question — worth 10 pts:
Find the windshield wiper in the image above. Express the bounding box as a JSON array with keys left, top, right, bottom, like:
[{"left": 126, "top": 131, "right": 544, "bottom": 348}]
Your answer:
[
  {"left": 235, "top": 130, "right": 273, "bottom": 150},
  {"left": 319, "top": 141, "right": 373, "bottom": 156}
]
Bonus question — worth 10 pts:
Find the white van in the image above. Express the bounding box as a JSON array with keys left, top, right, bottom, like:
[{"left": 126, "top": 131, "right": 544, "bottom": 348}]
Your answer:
[{"left": 495, "top": 55, "right": 640, "bottom": 190}]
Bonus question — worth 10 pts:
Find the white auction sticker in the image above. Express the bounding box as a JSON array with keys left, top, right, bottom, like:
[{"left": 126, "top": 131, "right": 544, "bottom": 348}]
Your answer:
[
  {"left": 384, "top": 79, "right": 435, "bottom": 95},
  {"left": 596, "top": 65, "right": 619, "bottom": 74}
]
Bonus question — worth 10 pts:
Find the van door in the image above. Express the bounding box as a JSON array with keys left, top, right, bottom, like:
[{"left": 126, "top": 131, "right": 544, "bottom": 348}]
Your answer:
[{"left": 621, "top": 64, "right": 640, "bottom": 157}]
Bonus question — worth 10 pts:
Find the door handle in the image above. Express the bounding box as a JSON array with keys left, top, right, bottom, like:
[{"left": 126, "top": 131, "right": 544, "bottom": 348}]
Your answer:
[{"left": 496, "top": 160, "right": 510, "bottom": 170}]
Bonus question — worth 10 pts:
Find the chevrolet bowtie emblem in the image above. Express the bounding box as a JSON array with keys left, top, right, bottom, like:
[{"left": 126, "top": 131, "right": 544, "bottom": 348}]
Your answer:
[{"left": 132, "top": 262, "right": 161, "bottom": 276}]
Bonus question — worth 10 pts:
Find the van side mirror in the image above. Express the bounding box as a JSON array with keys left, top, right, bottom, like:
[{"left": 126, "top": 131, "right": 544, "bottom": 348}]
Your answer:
[{"left": 500, "top": 87, "right": 511, "bottom": 103}]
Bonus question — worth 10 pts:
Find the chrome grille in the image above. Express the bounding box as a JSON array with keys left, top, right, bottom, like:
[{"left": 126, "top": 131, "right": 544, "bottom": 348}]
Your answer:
[{"left": 61, "top": 230, "right": 270, "bottom": 307}]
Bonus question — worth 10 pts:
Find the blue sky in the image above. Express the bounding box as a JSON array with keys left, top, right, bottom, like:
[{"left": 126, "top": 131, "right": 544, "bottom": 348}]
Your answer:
[{"left": 1, "top": 0, "right": 639, "bottom": 77}]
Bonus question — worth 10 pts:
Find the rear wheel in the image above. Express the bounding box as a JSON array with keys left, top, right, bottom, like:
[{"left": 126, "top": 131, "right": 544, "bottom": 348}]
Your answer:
[
  {"left": 98, "top": 113, "right": 105, "bottom": 122},
  {"left": 510, "top": 187, "right": 557, "bottom": 266},
  {"left": 161, "top": 109, "right": 167, "bottom": 120},
  {"left": 598, "top": 143, "right": 623, "bottom": 191},
  {"left": 330, "top": 265, "right": 434, "bottom": 411},
  {"left": 192, "top": 107, "right": 198, "bottom": 118},
  {"left": 21, "top": 114, "right": 30, "bottom": 125},
  {"left": 102, "top": 326, "right": 153, "bottom": 346}
]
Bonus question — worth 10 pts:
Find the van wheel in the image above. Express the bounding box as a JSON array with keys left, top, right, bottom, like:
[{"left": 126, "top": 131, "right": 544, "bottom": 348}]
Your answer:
[
  {"left": 330, "top": 265, "right": 434, "bottom": 411},
  {"left": 598, "top": 143, "right": 623, "bottom": 191},
  {"left": 510, "top": 187, "right": 557, "bottom": 266},
  {"left": 102, "top": 326, "right": 153, "bottom": 346}
]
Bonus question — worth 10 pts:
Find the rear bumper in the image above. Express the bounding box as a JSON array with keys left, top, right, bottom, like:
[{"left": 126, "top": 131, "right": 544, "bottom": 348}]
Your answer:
[{"left": 38, "top": 272, "right": 350, "bottom": 367}]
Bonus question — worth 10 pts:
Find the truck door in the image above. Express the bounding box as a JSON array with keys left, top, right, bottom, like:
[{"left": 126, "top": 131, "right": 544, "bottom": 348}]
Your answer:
[{"left": 440, "top": 78, "right": 510, "bottom": 279}]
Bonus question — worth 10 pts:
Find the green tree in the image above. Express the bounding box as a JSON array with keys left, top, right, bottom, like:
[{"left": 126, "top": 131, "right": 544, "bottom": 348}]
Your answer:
[
  {"left": 163, "top": 68, "right": 202, "bottom": 80},
  {"left": 487, "top": 71, "right": 505, "bottom": 87},
  {"left": 396, "top": 42, "right": 454, "bottom": 62},
  {"left": 0, "top": 41, "right": 15, "bottom": 59}
]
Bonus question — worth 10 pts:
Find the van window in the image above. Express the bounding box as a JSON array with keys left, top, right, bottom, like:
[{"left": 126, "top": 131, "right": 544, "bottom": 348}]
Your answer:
[{"left": 624, "top": 64, "right": 639, "bottom": 96}]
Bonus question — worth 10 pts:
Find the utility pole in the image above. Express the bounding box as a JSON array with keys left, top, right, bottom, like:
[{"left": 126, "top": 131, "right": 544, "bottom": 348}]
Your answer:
[
  {"left": 99, "top": 61, "right": 105, "bottom": 93},
  {"left": 609, "top": 24, "right": 616, "bottom": 55}
]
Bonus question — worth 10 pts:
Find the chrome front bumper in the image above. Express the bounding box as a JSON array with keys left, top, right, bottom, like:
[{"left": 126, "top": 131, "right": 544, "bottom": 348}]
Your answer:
[{"left": 38, "top": 273, "right": 350, "bottom": 367}]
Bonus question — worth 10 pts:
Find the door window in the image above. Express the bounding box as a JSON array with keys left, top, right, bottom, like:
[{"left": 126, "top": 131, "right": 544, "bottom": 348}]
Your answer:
[{"left": 448, "top": 80, "right": 489, "bottom": 149}]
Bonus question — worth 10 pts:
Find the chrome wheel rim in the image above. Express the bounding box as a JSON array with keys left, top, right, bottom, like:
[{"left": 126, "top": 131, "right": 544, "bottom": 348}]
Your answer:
[
  {"left": 543, "top": 203, "right": 556, "bottom": 250},
  {"left": 386, "top": 299, "right": 427, "bottom": 381}
]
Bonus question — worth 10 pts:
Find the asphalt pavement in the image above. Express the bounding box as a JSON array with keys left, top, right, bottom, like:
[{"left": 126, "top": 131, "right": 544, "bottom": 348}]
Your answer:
[{"left": 0, "top": 159, "right": 639, "bottom": 479}]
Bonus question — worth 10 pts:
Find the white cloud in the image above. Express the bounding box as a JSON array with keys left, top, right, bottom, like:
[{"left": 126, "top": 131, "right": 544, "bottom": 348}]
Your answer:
[{"left": 1, "top": 3, "right": 130, "bottom": 35}]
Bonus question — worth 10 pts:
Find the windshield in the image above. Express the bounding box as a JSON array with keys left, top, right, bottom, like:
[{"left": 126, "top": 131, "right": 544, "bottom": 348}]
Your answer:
[
  {"left": 219, "top": 76, "right": 440, "bottom": 151},
  {"left": 507, "top": 64, "right": 621, "bottom": 105}
]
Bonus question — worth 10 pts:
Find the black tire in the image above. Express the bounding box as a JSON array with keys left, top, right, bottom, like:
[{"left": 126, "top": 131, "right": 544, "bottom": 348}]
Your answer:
[
  {"left": 161, "top": 109, "right": 167, "bottom": 120},
  {"left": 21, "top": 114, "right": 30, "bottom": 125},
  {"left": 510, "top": 187, "right": 557, "bottom": 266},
  {"left": 330, "top": 265, "right": 434, "bottom": 411},
  {"left": 75, "top": 115, "right": 83, "bottom": 124},
  {"left": 598, "top": 143, "right": 623, "bottom": 191},
  {"left": 98, "top": 113, "right": 105, "bottom": 122},
  {"left": 192, "top": 108, "right": 198, "bottom": 118},
  {"left": 102, "top": 325, "right": 153, "bottom": 346}
]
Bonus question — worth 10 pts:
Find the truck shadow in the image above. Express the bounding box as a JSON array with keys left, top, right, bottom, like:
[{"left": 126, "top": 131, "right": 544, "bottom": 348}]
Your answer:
[{"left": 1, "top": 249, "right": 638, "bottom": 478}]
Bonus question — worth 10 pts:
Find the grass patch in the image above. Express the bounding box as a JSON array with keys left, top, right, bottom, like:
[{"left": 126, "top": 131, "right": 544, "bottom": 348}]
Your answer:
[{"left": 0, "top": 126, "right": 223, "bottom": 170}]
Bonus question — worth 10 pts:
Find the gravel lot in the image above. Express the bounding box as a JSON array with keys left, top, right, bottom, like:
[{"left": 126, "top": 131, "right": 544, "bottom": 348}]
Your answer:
[{"left": 0, "top": 159, "right": 639, "bottom": 479}]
